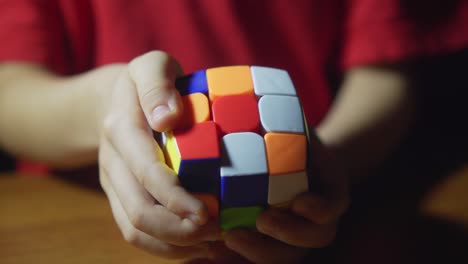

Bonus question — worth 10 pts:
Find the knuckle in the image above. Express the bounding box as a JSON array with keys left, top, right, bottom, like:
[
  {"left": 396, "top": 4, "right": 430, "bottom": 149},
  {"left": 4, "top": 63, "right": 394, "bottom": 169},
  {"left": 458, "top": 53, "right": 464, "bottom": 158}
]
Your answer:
[
  {"left": 165, "top": 186, "right": 186, "bottom": 212},
  {"left": 128, "top": 207, "right": 147, "bottom": 230},
  {"left": 101, "top": 63, "right": 127, "bottom": 77},
  {"left": 146, "top": 50, "right": 169, "bottom": 60},
  {"left": 133, "top": 162, "right": 159, "bottom": 188},
  {"left": 139, "top": 80, "right": 172, "bottom": 104},
  {"left": 171, "top": 221, "right": 199, "bottom": 246},
  {"left": 102, "top": 114, "right": 120, "bottom": 138},
  {"left": 132, "top": 163, "right": 149, "bottom": 184},
  {"left": 129, "top": 50, "right": 169, "bottom": 72}
]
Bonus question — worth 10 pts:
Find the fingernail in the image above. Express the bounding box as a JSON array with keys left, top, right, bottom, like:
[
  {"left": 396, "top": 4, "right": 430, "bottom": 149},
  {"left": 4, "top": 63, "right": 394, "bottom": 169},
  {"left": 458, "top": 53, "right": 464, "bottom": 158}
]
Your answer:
[{"left": 152, "top": 105, "right": 171, "bottom": 123}]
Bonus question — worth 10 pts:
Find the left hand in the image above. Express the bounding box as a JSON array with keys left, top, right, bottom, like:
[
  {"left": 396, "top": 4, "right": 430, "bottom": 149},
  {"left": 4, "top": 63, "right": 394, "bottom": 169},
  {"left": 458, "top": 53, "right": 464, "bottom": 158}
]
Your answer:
[{"left": 222, "top": 131, "right": 350, "bottom": 264}]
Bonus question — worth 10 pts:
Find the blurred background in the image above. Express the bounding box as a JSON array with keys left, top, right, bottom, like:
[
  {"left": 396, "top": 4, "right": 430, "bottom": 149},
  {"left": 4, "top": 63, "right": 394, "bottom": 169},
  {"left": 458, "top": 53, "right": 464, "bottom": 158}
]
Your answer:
[{"left": 1, "top": 0, "right": 468, "bottom": 263}]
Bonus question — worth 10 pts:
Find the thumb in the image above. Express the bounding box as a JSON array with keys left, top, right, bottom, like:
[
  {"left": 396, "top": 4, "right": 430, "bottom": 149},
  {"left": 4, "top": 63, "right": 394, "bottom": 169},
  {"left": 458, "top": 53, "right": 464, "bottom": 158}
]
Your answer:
[{"left": 128, "top": 51, "right": 184, "bottom": 132}]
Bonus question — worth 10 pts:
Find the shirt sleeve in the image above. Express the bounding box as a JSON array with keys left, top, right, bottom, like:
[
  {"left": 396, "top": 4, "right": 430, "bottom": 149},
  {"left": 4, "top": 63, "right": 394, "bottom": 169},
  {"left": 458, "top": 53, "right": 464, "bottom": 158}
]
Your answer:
[
  {"left": 0, "top": 0, "right": 67, "bottom": 73},
  {"left": 342, "top": 0, "right": 468, "bottom": 69}
]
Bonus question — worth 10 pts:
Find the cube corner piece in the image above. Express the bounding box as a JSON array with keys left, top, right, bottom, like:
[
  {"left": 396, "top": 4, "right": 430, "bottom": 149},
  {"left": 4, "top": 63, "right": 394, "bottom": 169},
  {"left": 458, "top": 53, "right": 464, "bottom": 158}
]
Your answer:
[
  {"left": 251, "top": 66, "right": 297, "bottom": 96},
  {"left": 175, "top": 70, "right": 208, "bottom": 96}
]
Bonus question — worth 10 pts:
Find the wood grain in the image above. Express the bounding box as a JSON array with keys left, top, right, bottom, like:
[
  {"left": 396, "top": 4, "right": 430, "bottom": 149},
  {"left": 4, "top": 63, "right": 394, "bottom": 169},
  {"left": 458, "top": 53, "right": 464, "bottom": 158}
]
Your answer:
[
  {"left": 1, "top": 165, "right": 467, "bottom": 264},
  {"left": 0, "top": 175, "right": 183, "bottom": 264}
]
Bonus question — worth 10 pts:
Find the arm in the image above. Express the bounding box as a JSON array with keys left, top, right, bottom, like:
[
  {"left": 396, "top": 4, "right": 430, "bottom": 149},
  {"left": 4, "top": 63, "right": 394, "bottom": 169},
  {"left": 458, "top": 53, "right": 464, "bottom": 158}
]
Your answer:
[
  {"left": 0, "top": 63, "right": 122, "bottom": 168},
  {"left": 0, "top": 51, "right": 219, "bottom": 260},
  {"left": 317, "top": 66, "right": 415, "bottom": 180}
]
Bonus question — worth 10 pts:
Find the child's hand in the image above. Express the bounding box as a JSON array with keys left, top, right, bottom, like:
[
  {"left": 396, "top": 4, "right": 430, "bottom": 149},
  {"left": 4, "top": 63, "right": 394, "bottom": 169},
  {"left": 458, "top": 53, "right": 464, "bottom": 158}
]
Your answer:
[
  {"left": 97, "top": 51, "right": 220, "bottom": 259},
  {"left": 223, "top": 132, "right": 350, "bottom": 264}
]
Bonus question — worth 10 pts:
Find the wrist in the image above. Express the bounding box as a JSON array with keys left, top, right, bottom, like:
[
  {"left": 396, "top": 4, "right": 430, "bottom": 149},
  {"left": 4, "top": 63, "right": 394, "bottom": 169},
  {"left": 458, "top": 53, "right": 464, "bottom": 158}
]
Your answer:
[
  {"left": 90, "top": 64, "right": 127, "bottom": 131},
  {"left": 48, "top": 64, "right": 125, "bottom": 167}
]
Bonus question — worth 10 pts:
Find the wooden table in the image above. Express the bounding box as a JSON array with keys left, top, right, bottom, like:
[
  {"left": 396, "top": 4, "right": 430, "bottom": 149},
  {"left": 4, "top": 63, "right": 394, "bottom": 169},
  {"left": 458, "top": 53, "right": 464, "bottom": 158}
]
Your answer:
[
  {"left": 0, "top": 175, "right": 181, "bottom": 264},
  {"left": 1, "top": 167, "right": 467, "bottom": 264}
]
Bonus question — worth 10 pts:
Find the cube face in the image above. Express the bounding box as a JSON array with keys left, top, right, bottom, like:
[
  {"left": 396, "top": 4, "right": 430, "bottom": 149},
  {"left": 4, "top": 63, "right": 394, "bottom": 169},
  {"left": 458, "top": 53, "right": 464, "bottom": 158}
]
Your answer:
[{"left": 163, "top": 65, "right": 310, "bottom": 230}]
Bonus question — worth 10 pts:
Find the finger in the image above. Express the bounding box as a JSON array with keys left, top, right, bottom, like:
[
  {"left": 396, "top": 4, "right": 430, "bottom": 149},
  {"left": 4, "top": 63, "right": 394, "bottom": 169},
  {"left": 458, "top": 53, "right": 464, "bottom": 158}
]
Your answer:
[
  {"left": 129, "top": 50, "right": 184, "bottom": 132},
  {"left": 291, "top": 192, "right": 349, "bottom": 225},
  {"left": 99, "top": 139, "right": 220, "bottom": 245},
  {"left": 225, "top": 229, "right": 309, "bottom": 264},
  {"left": 103, "top": 72, "right": 209, "bottom": 225},
  {"left": 104, "top": 113, "right": 206, "bottom": 223},
  {"left": 307, "top": 127, "right": 349, "bottom": 200},
  {"left": 99, "top": 170, "right": 212, "bottom": 260},
  {"left": 306, "top": 127, "right": 350, "bottom": 223},
  {"left": 256, "top": 208, "right": 337, "bottom": 248}
]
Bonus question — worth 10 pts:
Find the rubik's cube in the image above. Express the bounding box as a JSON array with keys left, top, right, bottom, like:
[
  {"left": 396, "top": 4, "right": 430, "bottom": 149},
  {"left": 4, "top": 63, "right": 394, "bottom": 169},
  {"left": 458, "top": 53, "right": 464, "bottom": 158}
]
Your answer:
[{"left": 161, "top": 66, "right": 309, "bottom": 231}]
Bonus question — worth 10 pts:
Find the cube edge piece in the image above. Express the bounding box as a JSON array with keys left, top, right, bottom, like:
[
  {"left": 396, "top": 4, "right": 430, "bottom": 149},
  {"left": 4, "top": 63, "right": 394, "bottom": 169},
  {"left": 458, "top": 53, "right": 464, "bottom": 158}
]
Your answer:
[
  {"left": 163, "top": 131, "right": 181, "bottom": 174},
  {"left": 258, "top": 94, "right": 305, "bottom": 134},
  {"left": 175, "top": 70, "right": 208, "bottom": 96}
]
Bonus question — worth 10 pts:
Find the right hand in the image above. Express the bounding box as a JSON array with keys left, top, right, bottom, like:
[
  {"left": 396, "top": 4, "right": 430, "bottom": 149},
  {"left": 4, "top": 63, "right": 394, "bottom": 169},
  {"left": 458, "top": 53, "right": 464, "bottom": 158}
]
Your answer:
[{"left": 97, "top": 51, "right": 220, "bottom": 259}]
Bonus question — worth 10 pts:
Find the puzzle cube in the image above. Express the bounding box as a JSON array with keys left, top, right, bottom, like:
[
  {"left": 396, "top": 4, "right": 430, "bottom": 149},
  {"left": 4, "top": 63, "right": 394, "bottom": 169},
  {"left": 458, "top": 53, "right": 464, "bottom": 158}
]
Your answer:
[{"left": 161, "top": 65, "right": 310, "bottom": 230}]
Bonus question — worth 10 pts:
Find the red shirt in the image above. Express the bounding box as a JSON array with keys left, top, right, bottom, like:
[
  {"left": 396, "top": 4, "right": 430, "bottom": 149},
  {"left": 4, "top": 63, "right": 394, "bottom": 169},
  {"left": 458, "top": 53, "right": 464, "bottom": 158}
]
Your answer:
[{"left": 0, "top": 0, "right": 467, "bottom": 172}]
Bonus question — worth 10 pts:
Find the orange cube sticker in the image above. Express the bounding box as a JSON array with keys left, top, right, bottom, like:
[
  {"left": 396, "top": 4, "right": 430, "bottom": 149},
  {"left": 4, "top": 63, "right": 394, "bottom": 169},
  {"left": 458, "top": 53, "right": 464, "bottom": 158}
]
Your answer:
[{"left": 206, "top": 66, "right": 254, "bottom": 102}]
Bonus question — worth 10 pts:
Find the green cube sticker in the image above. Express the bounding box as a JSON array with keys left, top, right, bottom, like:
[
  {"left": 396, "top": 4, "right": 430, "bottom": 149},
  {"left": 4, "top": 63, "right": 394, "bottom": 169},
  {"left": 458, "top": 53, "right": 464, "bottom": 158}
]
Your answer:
[{"left": 220, "top": 206, "right": 264, "bottom": 231}]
